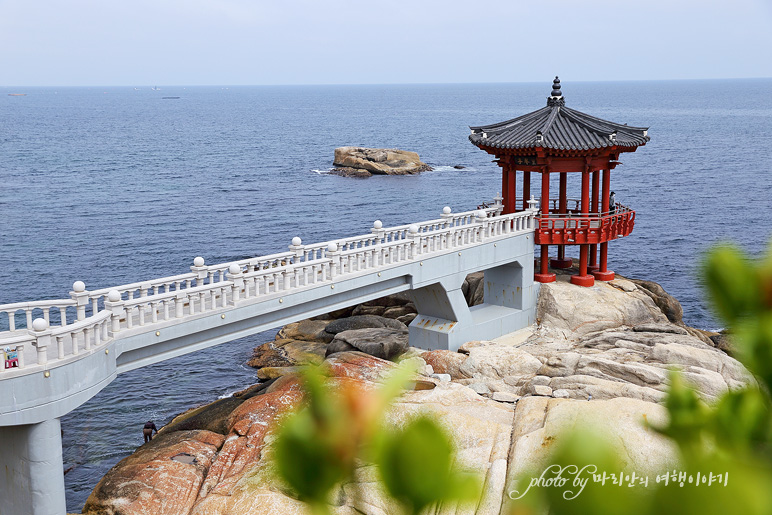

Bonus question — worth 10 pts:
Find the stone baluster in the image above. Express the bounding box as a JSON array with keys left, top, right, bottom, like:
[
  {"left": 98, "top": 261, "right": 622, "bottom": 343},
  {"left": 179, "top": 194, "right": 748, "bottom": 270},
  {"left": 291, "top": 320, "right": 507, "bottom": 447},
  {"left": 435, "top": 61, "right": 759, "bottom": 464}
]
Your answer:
[
  {"left": 226, "top": 264, "right": 245, "bottom": 303},
  {"left": 191, "top": 256, "right": 208, "bottom": 287},
  {"left": 15, "top": 344, "right": 24, "bottom": 368},
  {"left": 29, "top": 318, "right": 51, "bottom": 365},
  {"left": 104, "top": 290, "right": 125, "bottom": 334},
  {"left": 70, "top": 281, "right": 89, "bottom": 321},
  {"left": 84, "top": 327, "right": 92, "bottom": 350},
  {"left": 56, "top": 335, "right": 65, "bottom": 359},
  {"left": 174, "top": 291, "right": 186, "bottom": 318}
]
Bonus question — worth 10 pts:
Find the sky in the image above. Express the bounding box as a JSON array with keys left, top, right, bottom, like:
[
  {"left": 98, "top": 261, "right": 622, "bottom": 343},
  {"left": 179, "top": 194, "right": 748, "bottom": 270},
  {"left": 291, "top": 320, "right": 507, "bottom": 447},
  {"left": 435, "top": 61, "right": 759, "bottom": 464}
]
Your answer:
[{"left": 2, "top": 0, "right": 771, "bottom": 86}]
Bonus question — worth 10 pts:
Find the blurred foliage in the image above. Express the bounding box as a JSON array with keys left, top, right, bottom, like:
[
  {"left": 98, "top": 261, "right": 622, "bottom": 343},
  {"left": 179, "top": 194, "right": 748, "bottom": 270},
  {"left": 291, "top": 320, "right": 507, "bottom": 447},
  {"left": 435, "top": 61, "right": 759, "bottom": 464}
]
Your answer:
[
  {"left": 273, "top": 363, "right": 479, "bottom": 515},
  {"left": 507, "top": 241, "right": 772, "bottom": 515}
]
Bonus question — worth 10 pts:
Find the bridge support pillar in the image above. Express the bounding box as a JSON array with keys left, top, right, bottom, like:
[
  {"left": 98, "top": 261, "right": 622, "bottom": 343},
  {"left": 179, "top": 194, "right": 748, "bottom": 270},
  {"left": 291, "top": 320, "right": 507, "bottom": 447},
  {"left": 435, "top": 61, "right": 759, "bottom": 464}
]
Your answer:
[
  {"left": 409, "top": 280, "right": 473, "bottom": 352},
  {"left": 409, "top": 260, "right": 537, "bottom": 352},
  {"left": 0, "top": 419, "right": 66, "bottom": 515}
]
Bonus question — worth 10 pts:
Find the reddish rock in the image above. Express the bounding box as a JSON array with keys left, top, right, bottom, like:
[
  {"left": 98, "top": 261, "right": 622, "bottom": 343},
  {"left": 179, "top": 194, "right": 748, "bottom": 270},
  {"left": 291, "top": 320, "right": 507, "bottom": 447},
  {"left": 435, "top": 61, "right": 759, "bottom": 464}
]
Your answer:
[
  {"left": 82, "top": 430, "right": 225, "bottom": 515},
  {"left": 323, "top": 351, "right": 395, "bottom": 383},
  {"left": 199, "top": 383, "right": 305, "bottom": 500},
  {"left": 422, "top": 349, "right": 470, "bottom": 380}
]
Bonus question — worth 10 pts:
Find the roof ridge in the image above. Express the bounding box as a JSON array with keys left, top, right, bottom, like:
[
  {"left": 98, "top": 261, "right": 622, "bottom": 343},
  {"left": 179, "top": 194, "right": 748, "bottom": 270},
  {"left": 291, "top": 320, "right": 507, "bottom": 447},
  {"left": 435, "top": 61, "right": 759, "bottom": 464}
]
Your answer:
[
  {"left": 562, "top": 106, "right": 648, "bottom": 132},
  {"left": 469, "top": 106, "right": 550, "bottom": 132},
  {"left": 538, "top": 106, "right": 561, "bottom": 137}
]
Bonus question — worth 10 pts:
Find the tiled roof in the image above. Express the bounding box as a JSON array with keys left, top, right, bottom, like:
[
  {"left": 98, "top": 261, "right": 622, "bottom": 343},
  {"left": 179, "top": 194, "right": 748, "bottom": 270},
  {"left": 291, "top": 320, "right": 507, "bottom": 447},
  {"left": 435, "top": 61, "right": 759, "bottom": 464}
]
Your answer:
[{"left": 469, "top": 77, "right": 649, "bottom": 152}]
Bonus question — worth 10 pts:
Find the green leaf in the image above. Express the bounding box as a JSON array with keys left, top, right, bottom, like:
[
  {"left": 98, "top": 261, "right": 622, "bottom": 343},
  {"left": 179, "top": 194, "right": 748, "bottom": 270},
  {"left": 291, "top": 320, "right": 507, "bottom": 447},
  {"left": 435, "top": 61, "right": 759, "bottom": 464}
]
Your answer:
[
  {"left": 274, "top": 409, "right": 348, "bottom": 507},
  {"left": 376, "top": 416, "right": 478, "bottom": 514},
  {"left": 703, "top": 244, "right": 762, "bottom": 325}
]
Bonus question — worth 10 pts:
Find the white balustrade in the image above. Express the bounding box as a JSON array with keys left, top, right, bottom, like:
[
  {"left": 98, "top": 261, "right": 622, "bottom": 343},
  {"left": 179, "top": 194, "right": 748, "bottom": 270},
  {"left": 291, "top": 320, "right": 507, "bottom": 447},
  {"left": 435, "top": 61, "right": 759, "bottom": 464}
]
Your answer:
[{"left": 1, "top": 202, "right": 536, "bottom": 376}]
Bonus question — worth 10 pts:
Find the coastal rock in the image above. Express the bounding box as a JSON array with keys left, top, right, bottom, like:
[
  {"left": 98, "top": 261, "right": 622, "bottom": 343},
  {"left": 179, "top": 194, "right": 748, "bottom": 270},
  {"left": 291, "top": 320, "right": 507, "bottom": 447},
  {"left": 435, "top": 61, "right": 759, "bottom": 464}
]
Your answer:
[
  {"left": 247, "top": 338, "right": 327, "bottom": 369},
  {"left": 537, "top": 280, "right": 667, "bottom": 336},
  {"left": 463, "top": 271, "right": 485, "bottom": 306},
  {"left": 626, "top": 277, "right": 684, "bottom": 324},
  {"left": 332, "top": 147, "right": 432, "bottom": 176},
  {"left": 501, "top": 397, "right": 678, "bottom": 513},
  {"left": 82, "top": 430, "right": 225, "bottom": 515},
  {"left": 326, "top": 328, "right": 409, "bottom": 360},
  {"left": 421, "top": 349, "right": 470, "bottom": 380},
  {"left": 324, "top": 315, "right": 407, "bottom": 336},
  {"left": 276, "top": 319, "right": 334, "bottom": 343}
]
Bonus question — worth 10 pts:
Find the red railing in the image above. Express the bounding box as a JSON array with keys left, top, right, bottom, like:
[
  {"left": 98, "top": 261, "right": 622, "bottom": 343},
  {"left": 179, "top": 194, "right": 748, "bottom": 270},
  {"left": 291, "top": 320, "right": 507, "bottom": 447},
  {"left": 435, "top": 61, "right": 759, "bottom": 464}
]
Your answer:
[{"left": 534, "top": 204, "right": 635, "bottom": 245}]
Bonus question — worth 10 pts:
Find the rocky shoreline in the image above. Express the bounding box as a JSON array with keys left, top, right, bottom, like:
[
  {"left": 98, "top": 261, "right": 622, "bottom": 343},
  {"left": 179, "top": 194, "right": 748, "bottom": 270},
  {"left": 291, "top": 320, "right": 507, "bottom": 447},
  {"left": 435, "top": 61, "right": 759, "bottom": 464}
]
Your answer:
[{"left": 81, "top": 272, "right": 750, "bottom": 515}]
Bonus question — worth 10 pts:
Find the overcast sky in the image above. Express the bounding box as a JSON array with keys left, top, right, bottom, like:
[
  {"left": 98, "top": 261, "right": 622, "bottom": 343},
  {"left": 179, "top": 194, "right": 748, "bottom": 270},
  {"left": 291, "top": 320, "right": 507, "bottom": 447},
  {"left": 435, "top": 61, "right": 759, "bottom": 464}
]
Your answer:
[{"left": 2, "top": 0, "right": 771, "bottom": 86}]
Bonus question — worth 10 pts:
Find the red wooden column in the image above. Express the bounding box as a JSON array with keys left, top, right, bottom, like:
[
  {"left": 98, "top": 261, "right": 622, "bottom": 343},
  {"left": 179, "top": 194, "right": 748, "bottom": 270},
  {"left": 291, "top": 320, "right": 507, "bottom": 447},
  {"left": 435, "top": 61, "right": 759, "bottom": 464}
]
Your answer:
[
  {"left": 522, "top": 171, "right": 530, "bottom": 211},
  {"left": 501, "top": 162, "right": 518, "bottom": 214},
  {"left": 551, "top": 172, "right": 572, "bottom": 269},
  {"left": 501, "top": 163, "right": 509, "bottom": 214},
  {"left": 593, "top": 169, "right": 615, "bottom": 281},
  {"left": 589, "top": 170, "right": 600, "bottom": 271},
  {"left": 535, "top": 170, "right": 556, "bottom": 283},
  {"left": 508, "top": 166, "right": 517, "bottom": 213},
  {"left": 571, "top": 169, "right": 594, "bottom": 286}
]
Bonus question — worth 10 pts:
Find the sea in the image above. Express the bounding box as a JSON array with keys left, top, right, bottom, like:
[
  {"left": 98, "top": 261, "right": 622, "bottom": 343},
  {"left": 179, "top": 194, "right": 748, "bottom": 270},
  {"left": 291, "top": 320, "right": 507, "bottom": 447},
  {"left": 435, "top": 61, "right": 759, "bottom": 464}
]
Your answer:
[{"left": 1, "top": 79, "right": 771, "bottom": 512}]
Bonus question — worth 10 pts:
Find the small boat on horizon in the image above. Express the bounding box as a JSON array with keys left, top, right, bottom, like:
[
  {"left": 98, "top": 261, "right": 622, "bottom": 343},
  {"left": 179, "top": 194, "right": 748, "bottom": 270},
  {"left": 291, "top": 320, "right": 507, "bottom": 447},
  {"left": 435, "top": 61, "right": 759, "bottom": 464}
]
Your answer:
[
  {"left": 8, "top": 93, "right": 26, "bottom": 96},
  {"left": 162, "top": 96, "right": 180, "bottom": 100}
]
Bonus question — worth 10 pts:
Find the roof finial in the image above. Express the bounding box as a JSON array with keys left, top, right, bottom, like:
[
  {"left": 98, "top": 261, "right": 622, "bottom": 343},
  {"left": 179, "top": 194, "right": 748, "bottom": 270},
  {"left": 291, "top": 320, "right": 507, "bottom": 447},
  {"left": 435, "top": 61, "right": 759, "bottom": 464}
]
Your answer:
[
  {"left": 547, "top": 76, "right": 565, "bottom": 107},
  {"left": 551, "top": 76, "right": 562, "bottom": 97}
]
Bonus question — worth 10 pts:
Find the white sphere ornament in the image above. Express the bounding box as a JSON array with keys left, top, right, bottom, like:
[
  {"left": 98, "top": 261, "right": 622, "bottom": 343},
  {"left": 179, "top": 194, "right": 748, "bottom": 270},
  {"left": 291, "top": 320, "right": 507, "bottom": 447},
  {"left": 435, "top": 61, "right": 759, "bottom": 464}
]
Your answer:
[
  {"left": 476, "top": 210, "right": 487, "bottom": 218},
  {"left": 72, "top": 280, "right": 86, "bottom": 292},
  {"left": 32, "top": 318, "right": 49, "bottom": 332},
  {"left": 442, "top": 206, "right": 451, "bottom": 214},
  {"left": 327, "top": 242, "right": 338, "bottom": 253},
  {"left": 107, "top": 290, "right": 121, "bottom": 302},
  {"left": 408, "top": 224, "right": 419, "bottom": 234},
  {"left": 373, "top": 220, "right": 383, "bottom": 229},
  {"left": 291, "top": 236, "right": 302, "bottom": 246},
  {"left": 141, "top": 282, "right": 152, "bottom": 290},
  {"left": 228, "top": 264, "right": 242, "bottom": 275},
  {"left": 193, "top": 256, "right": 205, "bottom": 267}
]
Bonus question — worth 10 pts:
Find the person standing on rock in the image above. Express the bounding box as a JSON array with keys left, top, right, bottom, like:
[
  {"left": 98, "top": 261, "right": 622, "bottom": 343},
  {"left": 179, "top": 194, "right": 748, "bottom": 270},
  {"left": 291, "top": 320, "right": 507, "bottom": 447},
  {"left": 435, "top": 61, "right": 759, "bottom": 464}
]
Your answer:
[{"left": 142, "top": 420, "right": 158, "bottom": 443}]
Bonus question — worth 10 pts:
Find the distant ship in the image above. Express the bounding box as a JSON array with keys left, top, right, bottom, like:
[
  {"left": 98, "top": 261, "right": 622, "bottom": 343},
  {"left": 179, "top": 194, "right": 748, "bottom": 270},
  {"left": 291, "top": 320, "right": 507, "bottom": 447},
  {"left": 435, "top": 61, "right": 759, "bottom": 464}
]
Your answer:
[
  {"left": 151, "top": 86, "right": 161, "bottom": 91},
  {"left": 162, "top": 96, "right": 180, "bottom": 100},
  {"left": 8, "top": 93, "right": 26, "bottom": 96}
]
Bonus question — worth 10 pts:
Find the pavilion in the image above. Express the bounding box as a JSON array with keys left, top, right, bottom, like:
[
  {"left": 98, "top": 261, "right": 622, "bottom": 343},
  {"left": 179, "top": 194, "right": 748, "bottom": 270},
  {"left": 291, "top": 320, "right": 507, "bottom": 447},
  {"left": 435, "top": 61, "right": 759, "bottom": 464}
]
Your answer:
[{"left": 469, "top": 77, "right": 649, "bottom": 287}]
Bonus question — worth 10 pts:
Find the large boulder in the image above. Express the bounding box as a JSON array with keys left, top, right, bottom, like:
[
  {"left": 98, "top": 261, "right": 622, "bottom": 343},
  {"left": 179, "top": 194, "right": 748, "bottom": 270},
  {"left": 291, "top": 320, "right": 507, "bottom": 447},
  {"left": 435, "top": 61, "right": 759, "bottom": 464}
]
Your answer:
[
  {"left": 247, "top": 338, "right": 327, "bottom": 369},
  {"left": 537, "top": 278, "right": 668, "bottom": 337},
  {"left": 324, "top": 315, "right": 407, "bottom": 336},
  {"left": 326, "top": 328, "right": 409, "bottom": 360},
  {"left": 332, "top": 147, "right": 432, "bottom": 177}
]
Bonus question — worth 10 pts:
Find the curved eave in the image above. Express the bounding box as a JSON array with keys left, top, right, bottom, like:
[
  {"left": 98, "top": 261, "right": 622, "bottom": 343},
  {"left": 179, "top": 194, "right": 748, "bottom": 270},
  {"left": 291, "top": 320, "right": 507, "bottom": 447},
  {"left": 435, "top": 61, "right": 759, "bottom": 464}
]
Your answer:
[{"left": 469, "top": 134, "right": 648, "bottom": 152}]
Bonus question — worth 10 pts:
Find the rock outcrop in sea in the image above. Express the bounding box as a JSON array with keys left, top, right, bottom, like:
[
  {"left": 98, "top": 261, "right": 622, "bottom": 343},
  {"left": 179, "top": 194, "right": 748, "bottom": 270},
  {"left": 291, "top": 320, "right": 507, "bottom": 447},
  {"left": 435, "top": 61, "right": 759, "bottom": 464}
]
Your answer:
[
  {"left": 82, "top": 273, "right": 750, "bottom": 515},
  {"left": 331, "top": 147, "right": 433, "bottom": 177}
]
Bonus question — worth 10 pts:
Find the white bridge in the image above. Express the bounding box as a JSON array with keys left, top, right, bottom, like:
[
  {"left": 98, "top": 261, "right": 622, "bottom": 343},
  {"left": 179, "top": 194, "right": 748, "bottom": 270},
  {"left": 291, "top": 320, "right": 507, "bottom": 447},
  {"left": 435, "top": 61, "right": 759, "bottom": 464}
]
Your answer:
[{"left": 0, "top": 200, "right": 539, "bottom": 515}]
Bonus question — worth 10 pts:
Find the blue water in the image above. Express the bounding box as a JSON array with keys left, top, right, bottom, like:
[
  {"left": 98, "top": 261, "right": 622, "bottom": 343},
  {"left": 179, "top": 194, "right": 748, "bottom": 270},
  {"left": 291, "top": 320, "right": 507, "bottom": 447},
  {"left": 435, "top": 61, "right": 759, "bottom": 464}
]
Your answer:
[{"left": 2, "top": 80, "right": 771, "bottom": 512}]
